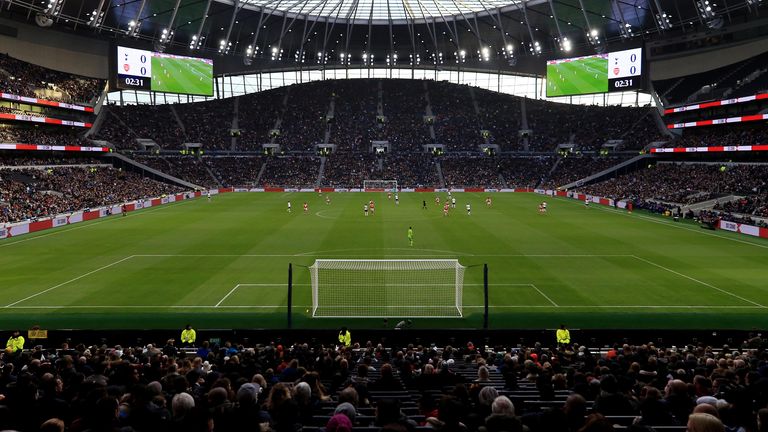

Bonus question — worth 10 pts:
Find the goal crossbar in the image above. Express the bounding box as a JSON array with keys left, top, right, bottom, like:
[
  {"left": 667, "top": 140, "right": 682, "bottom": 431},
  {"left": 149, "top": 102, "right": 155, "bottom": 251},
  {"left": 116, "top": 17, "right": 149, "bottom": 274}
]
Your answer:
[{"left": 310, "top": 259, "right": 464, "bottom": 318}]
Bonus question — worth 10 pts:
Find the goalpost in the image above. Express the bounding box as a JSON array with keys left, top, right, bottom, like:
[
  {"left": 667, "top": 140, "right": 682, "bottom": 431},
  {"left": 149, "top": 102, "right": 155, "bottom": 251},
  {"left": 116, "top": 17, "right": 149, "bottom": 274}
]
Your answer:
[
  {"left": 363, "top": 180, "right": 398, "bottom": 192},
  {"left": 309, "top": 259, "right": 465, "bottom": 318}
]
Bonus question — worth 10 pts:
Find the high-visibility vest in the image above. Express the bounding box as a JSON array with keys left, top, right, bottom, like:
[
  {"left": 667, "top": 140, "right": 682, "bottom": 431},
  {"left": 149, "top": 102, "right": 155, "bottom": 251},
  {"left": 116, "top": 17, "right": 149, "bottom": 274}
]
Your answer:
[
  {"left": 181, "top": 328, "right": 196, "bottom": 344},
  {"left": 338, "top": 330, "right": 351, "bottom": 347},
  {"left": 6, "top": 335, "right": 24, "bottom": 352},
  {"left": 556, "top": 329, "right": 570, "bottom": 344}
]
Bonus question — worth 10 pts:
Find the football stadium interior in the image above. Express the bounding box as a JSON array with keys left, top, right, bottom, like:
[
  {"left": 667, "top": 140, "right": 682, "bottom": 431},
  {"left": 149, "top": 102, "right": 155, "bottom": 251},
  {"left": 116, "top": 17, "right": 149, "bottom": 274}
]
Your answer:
[{"left": 1, "top": 0, "right": 768, "bottom": 430}]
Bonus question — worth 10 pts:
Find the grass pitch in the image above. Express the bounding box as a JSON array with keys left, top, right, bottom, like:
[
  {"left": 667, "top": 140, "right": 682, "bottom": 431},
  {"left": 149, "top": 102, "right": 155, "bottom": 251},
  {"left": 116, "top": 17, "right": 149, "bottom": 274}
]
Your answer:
[
  {"left": 1, "top": 192, "right": 767, "bottom": 330},
  {"left": 151, "top": 56, "right": 213, "bottom": 96},
  {"left": 546, "top": 55, "right": 608, "bottom": 97}
]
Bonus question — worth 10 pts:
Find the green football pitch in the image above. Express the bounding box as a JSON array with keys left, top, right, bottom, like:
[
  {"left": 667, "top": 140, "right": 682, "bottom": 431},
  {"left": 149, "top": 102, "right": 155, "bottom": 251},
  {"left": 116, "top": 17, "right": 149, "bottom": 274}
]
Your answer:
[
  {"left": 547, "top": 56, "right": 608, "bottom": 97},
  {"left": 1, "top": 192, "right": 767, "bottom": 330},
  {"left": 151, "top": 56, "right": 213, "bottom": 96}
]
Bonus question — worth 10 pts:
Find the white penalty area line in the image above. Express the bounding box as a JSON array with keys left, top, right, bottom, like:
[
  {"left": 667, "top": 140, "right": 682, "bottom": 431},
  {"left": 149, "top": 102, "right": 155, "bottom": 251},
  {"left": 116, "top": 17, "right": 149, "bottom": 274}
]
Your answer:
[
  {"left": 4, "top": 255, "right": 137, "bottom": 307},
  {"left": 529, "top": 284, "right": 558, "bottom": 307},
  {"left": 630, "top": 255, "right": 765, "bottom": 308},
  {"left": 215, "top": 283, "right": 310, "bottom": 307}
]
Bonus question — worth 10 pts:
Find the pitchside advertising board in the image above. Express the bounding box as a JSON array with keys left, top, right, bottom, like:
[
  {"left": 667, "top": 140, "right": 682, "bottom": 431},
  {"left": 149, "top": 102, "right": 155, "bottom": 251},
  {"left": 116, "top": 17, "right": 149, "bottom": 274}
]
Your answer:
[
  {"left": 114, "top": 45, "right": 214, "bottom": 96},
  {"left": 546, "top": 47, "right": 645, "bottom": 97}
]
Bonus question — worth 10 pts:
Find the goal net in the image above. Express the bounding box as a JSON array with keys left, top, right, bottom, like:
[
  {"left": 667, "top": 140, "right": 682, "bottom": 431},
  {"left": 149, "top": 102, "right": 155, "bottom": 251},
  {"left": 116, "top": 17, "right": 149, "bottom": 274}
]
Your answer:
[
  {"left": 310, "top": 259, "right": 465, "bottom": 318},
  {"left": 363, "top": 180, "right": 398, "bottom": 192}
]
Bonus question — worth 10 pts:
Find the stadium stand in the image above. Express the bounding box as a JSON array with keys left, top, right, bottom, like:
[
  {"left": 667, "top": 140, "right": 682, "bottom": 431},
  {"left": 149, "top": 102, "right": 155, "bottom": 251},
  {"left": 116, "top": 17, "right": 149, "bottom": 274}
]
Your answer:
[
  {"left": 275, "top": 82, "right": 330, "bottom": 151},
  {"left": 206, "top": 156, "right": 265, "bottom": 187},
  {"left": 0, "top": 127, "right": 89, "bottom": 147},
  {"left": 174, "top": 98, "right": 235, "bottom": 151},
  {"left": 322, "top": 153, "right": 377, "bottom": 188},
  {"left": 441, "top": 156, "right": 504, "bottom": 189},
  {"left": 238, "top": 88, "right": 286, "bottom": 151},
  {"left": 329, "top": 80, "right": 379, "bottom": 152},
  {"left": 0, "top": 334, "right": 761, "bottom": 431},
  {"left": 381, "top": 80, "right": 432, "bottom": 151},
  {"left": 474, "top": 88, "right": 523, "bottom": 150},
  {"left": 497, "top": 157, "right": 552, "bottom": 189},
  {"left": 0, "top": 164, "right": 182, "bottom": 223},
  {"left": 576, "top": 162, "right": 768, "bottom": 226},
  {"left": 379, "top": 154, "right": 441, "bottom": 188},
  {"left": 0, "top": 53, "right": 103, "bottom": 104},
  {"left": 97, "top": 79, "right": 663, "bottom": 153},
  {"left": 654, "top": 52, "right": 768, "bottom": 105},
  {"left": 525, "top": 99, "right": 660, "bottom": 152},
  {"left": 96, "top": 104, "right": 184, "bottom": 149},
  {"left": 430, "top": 81, "right": 482, "bottom": 151},
  {"left": 541, "top": 156, "right": 631, "bottom": 189},
  {"left": 134, "top": 156, "right": 219, "bottom": 188},
  {"left": 260, "top": 156, "right": 321, "bottom": 187},
  {"left": 670, "top": 123, "right": 768, "bottom": 149}
]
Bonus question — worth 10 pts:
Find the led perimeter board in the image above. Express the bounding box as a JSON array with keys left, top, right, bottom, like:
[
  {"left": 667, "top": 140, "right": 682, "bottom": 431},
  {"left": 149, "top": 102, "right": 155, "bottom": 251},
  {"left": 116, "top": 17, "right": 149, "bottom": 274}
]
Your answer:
[
  {"left": 546, "top": 48, "right": 644, "bottom": 97},
  {"left": 114, "top": 46, "right": 214, "bottom": 96}
]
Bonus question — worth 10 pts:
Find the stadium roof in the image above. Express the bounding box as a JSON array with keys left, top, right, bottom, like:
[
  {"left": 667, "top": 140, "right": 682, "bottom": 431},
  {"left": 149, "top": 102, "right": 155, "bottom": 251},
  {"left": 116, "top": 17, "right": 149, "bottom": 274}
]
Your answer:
[
  {"left": 1, "top": 0, "right": 766, "bottom": 74},
  {"left": 234, "top": 0, "right": 525, "bottom": 24}
]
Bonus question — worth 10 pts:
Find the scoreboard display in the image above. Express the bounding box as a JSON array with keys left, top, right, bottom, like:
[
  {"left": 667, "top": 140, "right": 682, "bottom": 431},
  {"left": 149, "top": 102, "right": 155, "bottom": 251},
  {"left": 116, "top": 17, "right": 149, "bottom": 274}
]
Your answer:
[
  {"left": 546, "top": 47, "right": 645, "bottom": 97},
  {"left": 117, "top": 46, "right": 152, "bottom": 91},
  {"left": 115, "top": 46, "right": 214, "bottom": 96},
  {"left": 607, "top": 48, "right": 643, "bottom": 91}
]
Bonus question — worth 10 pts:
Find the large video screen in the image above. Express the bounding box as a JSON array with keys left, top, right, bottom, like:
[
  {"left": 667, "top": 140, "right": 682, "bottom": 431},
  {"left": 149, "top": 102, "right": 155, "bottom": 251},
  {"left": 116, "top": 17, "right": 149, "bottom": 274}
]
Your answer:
[
  {"left": 546, "top": 48, "right": 643, "bottom": 97},
  {"left": 115, "top": 46, "right": 213, "bottom": 96}
]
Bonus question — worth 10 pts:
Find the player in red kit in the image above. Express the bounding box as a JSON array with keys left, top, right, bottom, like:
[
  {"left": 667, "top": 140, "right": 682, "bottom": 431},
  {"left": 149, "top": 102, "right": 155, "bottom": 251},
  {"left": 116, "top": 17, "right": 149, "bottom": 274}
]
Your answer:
[
  {"left": 443, "top": 203, "right": 450, "bottom": 216},
  {"left": 303, "top": 202, "right": 308, "bottom": 214}
]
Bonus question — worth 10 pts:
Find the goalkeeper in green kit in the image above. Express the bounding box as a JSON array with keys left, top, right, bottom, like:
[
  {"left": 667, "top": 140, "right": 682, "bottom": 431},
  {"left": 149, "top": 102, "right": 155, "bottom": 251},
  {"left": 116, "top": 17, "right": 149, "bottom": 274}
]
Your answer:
[{"left": 408, "top": 226, "right": 414, "bottom": 247}]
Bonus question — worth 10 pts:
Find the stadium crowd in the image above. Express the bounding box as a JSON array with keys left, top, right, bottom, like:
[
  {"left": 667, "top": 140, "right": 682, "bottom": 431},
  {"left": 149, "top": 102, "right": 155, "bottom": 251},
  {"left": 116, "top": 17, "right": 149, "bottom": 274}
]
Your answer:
[
  {"left": 95, "top": 105, "right": 184, "bottom": 149},
  {"left": 671, "top": 124, "right": 768, "bottom": 149},
  {"left": 381, "top": 80, "right": 431, "bottom": 152},
  {"left": 441, "top": 157, "right": 504, "bottom": 189},
  {"left": 96, "top": 79, "right": 664, "bottom": 153},
  {"left": 322, "top": 153, "right": 377, "bottom": 188},
  {"left": 206, "top": 156, "right": 264, "bottom": 188},
  {"left": 0, "top": 53, "right": 103, "bottom": 104},
  {"left": 525, "top": 99, "right": 660, "bottom": 152},
  {"left": 0, "top": 128, "right": 89, "bottom": 147},
  {"left": 0, "top": 166, "right": 182, "bottom": 224},
  {"left": 541, "top": 157, "right": 630, "bottom": 190},
  {"left": 135, "top": 156, "right": 219, "bottom": 189},
  {"left": 379, "top": 154, "right": 440, "bottom": 189},
  {"left": 275, "top": 82, "right": 329, "bottom": 151},
  {"left": 475, "top": 88, "right": 522, "bottom": 150},
  {"left": 238, "top": 88, "right": 285, "bottom": 151},
  {"left": 0, "top": 331, "right": 766, "bottom": 432},
  {"left": 260, "top": 157, "right": 321, "bottom": 188},
  {"left": 430, "top": 82, "right": 481, "bottom": 151},
  {"left": 330, "top": 81, "right": 379, "bottom": 152},
  {"left": 175, "top": 99, "right": 235, "bottom": 151},
  {"left": 577, "top": 163, "right": 768, "bottom": 205},
  {"left": 497, "top": 157, "right": 553, "bottom": 189}
]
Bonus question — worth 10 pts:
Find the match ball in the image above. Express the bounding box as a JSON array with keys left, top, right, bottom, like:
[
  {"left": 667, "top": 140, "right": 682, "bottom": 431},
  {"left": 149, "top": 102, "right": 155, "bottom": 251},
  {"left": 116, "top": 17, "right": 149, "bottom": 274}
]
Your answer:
[{"left": 305, "top": 309, "right": 309, "bottom": 313}]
